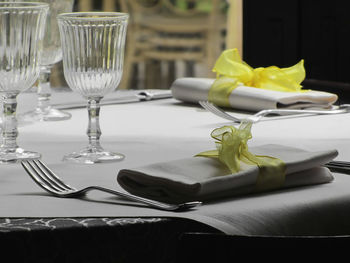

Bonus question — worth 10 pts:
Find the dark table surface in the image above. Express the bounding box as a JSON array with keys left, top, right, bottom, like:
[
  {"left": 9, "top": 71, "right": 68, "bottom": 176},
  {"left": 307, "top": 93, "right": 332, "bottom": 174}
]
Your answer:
[{"left": 0, "top": 217, "right": 219, "bottom": 263}]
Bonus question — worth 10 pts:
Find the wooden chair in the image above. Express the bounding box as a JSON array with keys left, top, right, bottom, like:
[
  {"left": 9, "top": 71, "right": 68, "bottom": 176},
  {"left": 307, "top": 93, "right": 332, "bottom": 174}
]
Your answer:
[
  {"left": 78, "top": 0, "right": 117, "bottom": 12},
  {"left": 74, "top": 0, "right": 243, "bottom": 90},
  {"left": 119, "top": 0, "right": 228, "bottom": 89},
  {"left": 119, "top": 0, "right": 163, "bottom": 89}
]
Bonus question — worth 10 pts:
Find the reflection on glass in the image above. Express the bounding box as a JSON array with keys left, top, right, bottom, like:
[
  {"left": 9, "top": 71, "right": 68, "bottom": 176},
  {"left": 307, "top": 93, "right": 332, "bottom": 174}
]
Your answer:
[
  {"left": 0, "top": 2, "right": 48, "bottom": 163},
  {"left": 18, "top": 0, "right": 74, "bottom": 123},
  {"left": 58, "top": 12, "right": 129, "bottom": 164}
]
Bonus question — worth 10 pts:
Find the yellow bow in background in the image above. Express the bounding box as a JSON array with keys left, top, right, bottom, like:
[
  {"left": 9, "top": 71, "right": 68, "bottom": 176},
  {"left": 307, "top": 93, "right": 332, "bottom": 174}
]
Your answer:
[
  {"left": 196, "top": 122, "right": 286, "bottom": 191},
  {"left": 208, "top": 49, "right": 306, "bottom": 107}
]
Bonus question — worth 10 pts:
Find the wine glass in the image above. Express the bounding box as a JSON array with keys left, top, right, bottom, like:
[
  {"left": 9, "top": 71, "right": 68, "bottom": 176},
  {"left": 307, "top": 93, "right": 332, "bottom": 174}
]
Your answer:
[
  {"left": 0, "top": 2, "right": 49, "bottom": 163},
  {"left": 16, "top": 0, "right": 74, "bottom": 123},
  {"left": 57, "top": 12, "right": 129, "bottom": 164}
]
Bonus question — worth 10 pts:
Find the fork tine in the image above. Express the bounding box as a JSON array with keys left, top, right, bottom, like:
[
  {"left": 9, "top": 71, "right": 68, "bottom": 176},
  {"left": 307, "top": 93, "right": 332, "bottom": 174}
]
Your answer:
[
  {"left": 26, "top": 161, "right": 67, "bottom": 192},
  {"left": 34, "top": 160, "right": 74, "bottom": 191},
  {"left": 201, "top": 102, "right": 227, "bottom": 117},
  {"left": 207, "top": 103, "right": 227, "bottom": 117},
  {"left": 200, "top": 101, "right": 222, "bottom": 115},
  {"left": 21, "top": 161, "right": 62, "bottom": 194},
  {"left": 199, "top": 101, "right": 241, "bottom": 122},
  {"left": 209, "top": 104, "right": 235, "bottom": 119}
]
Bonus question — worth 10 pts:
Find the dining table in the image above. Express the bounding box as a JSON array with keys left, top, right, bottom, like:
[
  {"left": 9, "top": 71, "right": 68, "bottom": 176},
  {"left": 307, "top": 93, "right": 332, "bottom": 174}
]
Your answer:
[{"left": 2, "top": 87, "right": 350, "bottom": 262}]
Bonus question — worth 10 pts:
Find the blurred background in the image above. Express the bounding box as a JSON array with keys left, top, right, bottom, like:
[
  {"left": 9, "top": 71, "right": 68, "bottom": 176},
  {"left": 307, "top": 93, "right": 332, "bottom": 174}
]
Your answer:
[
  {"left": 52, "top": 0, "right": 350, "bottom": 102},
  {"left": 51, "top": 0, "right": 237, "bottom": 90}
]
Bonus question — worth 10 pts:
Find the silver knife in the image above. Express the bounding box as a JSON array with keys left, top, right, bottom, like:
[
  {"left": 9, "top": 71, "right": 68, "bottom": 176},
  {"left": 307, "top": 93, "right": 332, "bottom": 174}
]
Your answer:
[
  {"left": 52, "top": 90, "right": 173, "bottom": 110},
  {"left": 324, "top": 161, "right": 350, "bottom": 174}
]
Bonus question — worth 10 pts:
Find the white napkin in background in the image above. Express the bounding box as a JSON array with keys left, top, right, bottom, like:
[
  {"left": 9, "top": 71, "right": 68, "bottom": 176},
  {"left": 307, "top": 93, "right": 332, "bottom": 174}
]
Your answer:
[
  {"left": 171, "top": 78, "right": 338, "bottom": 111},
  {"left": 117, "top": 144, "right": 338, "bottom": 204}
]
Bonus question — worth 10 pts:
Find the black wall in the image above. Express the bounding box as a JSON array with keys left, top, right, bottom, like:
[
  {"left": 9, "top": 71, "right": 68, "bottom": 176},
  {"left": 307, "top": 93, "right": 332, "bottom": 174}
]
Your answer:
[{"left": 243, "top": 0, "right": 350, "bottom": 102}]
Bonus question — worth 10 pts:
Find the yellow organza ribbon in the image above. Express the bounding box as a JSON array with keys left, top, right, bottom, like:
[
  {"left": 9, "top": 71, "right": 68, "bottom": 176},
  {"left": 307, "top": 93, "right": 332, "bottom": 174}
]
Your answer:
[
  {"left": 208, "top": 48, "right": 306, "bottom": 107},
  {"left": 196, "top": 122, "right": 286, "bottom": 191}
]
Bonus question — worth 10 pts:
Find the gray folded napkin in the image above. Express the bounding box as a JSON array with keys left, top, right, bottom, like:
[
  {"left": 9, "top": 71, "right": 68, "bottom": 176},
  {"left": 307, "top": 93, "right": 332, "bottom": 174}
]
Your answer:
[
  {"left": 117, "top": 145, "right": 338, "bottom": 203},
  {"left": 170, "top": 78, "right": 338, "bottom": 111}
]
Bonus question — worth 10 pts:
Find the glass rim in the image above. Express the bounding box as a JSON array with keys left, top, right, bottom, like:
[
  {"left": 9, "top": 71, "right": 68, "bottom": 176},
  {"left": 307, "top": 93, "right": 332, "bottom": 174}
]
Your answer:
[
  {"left": 0, "top": 2, "right": 49, "bottom": 9},
  {"left": 57, "top": 12, "right": 129, "bottom": 21}
]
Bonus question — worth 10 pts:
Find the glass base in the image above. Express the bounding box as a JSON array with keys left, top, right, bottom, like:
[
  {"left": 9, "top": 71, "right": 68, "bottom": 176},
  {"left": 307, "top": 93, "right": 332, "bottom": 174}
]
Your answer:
[
  {"left": 18, "top": 107, "right": 71, "bottom": 124},
  {"left": 0, "top": 147, "right": 41, "bottom": 164},
  {"left": 63, "top": 147, "right": 125, "bottom": 164}
]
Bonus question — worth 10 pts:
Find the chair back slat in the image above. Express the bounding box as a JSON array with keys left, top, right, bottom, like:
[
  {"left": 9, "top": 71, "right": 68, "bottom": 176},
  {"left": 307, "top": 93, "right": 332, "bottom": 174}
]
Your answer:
[
  {"left": 102, "top": 0, "right": 116, "bottom": 11},
  {"left": 120, "top": 0, "right": 162, "bottom": 14},
  {"left": 162, "top": 0, "right": 222, "bottom": 16},
  {"left": 78, "top": 0, "right": 93, "bottom": 11},
  {"left": 226, "top": 0, "right": 243, "bottom": 56},
  {"left": 78, "top": 0, "right": 117, "bottom": 12}
]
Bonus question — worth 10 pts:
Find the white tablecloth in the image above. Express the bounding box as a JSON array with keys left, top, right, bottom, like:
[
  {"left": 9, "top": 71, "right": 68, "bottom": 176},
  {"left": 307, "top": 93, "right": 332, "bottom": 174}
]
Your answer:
[{"left": 1, "top": 90, "right": 350, "bottom": 236}]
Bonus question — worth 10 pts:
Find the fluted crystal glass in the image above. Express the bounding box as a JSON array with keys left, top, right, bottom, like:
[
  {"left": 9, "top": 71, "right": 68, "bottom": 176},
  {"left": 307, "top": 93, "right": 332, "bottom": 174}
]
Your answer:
[
  {"left": 57, "top": 12, "right": 129, "bottom": 164},
  {"left": 0, "top": 2, "right": 48, "bottom": 163},
  {"left": 16, "top": 0, "right": 74, "bottom": 123}
]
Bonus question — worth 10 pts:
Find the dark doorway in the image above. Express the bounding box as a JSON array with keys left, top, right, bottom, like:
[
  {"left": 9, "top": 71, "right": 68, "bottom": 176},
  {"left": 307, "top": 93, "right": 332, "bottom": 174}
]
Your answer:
[{"left": 243, "top": 0, "right": 350, "bottom": 103}]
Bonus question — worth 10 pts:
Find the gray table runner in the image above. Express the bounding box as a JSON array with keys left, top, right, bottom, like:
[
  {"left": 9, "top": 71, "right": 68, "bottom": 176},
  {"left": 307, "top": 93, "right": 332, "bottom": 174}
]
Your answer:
[{"left": 1, "top": 92, "right": 350, "bottom": 236}]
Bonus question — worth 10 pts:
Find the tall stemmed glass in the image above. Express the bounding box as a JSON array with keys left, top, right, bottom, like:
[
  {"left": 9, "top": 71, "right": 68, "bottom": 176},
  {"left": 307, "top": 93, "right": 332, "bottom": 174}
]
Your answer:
[
  {"left": 57, "top": 12, "right": 129, "bottom": 164},
  {"left": 17, "top": 0, "right": 74, "bottom": 123},
  {"left": 0, "top": 2, "right": 48, "bottom": 163}
]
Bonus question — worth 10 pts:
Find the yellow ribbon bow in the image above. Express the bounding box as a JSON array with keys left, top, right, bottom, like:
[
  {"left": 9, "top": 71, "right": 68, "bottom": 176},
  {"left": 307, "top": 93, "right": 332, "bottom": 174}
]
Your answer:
[
  {"left": 208, "top": 48, "right": 306, "bottom": 107},
  {"left": 196, "top": 122, "right": 286, "bottom": 192}
]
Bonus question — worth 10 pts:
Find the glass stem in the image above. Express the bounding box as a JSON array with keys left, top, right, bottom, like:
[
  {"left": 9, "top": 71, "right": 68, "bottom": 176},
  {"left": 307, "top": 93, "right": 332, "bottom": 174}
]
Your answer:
[
  {"left": 1, "top": 93, "right": 19, "bottom": 151},
  {"left": 87, "top": 97, "right": 102, "bottom": 150},
  {"left": 36, "top": 66, "right": 52, "bottom": 112}
]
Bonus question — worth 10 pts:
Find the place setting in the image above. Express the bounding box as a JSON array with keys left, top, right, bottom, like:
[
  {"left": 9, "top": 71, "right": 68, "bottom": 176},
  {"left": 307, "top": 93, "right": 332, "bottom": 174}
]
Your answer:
[
  {"left": 0, "top": 2, "right": 201, "bottom": 213},
  {"left": 170, "top": 48, "right": 348, "bottom": 122}
]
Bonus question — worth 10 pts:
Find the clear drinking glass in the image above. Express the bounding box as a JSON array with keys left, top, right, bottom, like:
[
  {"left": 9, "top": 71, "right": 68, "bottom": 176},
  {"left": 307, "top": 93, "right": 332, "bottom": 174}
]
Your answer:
[
  {"left": 57, "top": 12, "right": 129, "bottom": 164},
  {"left": 0, "top": 2, "right": 48, "bottom": 163},
  {"left": 17, "top": 0, "right": 74, "bottom": 123}
]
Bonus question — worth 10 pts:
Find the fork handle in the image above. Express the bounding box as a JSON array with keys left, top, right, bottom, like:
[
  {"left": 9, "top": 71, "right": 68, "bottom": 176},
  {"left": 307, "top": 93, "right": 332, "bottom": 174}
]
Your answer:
[
  {"left": 85, "top": 186, "right": 179, "bottom": 210},
  {"left": 258, "top": 107, "right": 347, "bottom": 117}
]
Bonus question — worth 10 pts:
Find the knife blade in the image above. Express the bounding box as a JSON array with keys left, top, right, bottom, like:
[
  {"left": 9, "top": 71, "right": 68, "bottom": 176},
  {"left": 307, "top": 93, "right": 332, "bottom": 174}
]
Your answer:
[
  {"left": 324, "top": 161, "right": 350, "bottom": 174},
  {"left": 52, "top": 90, "right": 173, "bottom": 110}
]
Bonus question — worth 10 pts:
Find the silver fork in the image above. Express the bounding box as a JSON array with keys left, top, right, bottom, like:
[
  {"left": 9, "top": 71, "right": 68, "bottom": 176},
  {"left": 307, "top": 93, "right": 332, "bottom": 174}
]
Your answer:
[
  {"left": 21, "top": 160, "right": 201, "bottom": 211},
  {"left": 199, "top": 101, "right": 350, "bottom": 123}
]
